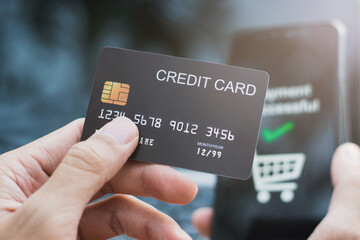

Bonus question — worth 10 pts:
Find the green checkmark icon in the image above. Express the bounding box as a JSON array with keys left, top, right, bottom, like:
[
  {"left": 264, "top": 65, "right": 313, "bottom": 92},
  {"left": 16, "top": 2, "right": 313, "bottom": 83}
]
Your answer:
[{"left": 262, "top": 121, "right": 295, "bottom": 143}]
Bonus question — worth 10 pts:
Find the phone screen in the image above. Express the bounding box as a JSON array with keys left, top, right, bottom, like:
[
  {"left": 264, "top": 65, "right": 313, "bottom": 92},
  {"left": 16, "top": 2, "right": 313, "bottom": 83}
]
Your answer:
[{"left": 212, "top": 22, "right": 347, "bottom": 239}]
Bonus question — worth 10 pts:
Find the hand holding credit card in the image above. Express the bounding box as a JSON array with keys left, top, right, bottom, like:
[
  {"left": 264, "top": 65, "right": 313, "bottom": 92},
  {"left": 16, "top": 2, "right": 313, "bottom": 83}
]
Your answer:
[{"left": 81, "top": 47, "right": 269, "bottom": 179}]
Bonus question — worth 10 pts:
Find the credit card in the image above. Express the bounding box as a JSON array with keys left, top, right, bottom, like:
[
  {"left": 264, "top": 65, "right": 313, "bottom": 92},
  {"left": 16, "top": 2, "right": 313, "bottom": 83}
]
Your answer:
[{"left": 81, "top": 47, "right": 269, "bottom": 179}]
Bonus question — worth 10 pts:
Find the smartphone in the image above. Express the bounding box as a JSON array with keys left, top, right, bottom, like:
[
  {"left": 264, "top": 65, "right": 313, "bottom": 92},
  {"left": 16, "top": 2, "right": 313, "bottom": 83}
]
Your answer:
[{"left": 211, "top": 21, "right": 349, "bottom": 240}]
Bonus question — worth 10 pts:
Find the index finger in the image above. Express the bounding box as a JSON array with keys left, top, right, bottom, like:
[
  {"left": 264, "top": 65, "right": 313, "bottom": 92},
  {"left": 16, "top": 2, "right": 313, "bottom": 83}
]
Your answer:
[{"left": 94, "top": 161, "right": 198, "bottom": 204}]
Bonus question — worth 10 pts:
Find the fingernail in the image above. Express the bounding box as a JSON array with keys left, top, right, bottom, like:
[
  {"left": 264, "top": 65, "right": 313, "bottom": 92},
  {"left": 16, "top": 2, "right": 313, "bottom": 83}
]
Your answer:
[
  {"left": 97, "top": 117, "right": 138, "bottom": 144},
  {"left": 174, "top": 228, "right": 192, "bottom": 240}
]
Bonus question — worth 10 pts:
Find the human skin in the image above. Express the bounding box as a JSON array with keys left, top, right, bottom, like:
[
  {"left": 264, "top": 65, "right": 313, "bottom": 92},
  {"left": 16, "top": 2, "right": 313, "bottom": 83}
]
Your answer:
[
  {"left": 0, "top": 117, "right": 198, "bottom": 240},
  {"left": 192, "top": 143, "right": 360, "bottom": 239}
]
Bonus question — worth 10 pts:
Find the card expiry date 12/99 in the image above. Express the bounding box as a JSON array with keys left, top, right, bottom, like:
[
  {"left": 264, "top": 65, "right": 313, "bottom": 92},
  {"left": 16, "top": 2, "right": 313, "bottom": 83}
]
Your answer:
[{"left": 81, "top": 47, "right": 269, "bottom": 179}]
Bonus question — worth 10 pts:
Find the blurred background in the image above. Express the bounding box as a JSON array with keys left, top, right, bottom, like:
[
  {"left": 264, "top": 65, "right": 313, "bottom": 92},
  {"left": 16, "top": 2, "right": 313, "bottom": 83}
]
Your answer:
[{"left": 1, "top": 0, "right": 360, "bottom": 239}]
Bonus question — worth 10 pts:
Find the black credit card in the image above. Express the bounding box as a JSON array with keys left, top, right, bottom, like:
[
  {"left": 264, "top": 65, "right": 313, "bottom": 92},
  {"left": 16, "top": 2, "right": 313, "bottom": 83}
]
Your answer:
[{"left": 81, "top": 47, "right": 269, "bottom": 179}]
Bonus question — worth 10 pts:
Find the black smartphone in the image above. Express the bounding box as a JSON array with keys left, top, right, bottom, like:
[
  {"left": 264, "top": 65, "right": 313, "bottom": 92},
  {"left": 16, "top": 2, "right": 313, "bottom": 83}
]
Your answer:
[{"left": 212, "top": 21, "right": 349, "bottom": 240}]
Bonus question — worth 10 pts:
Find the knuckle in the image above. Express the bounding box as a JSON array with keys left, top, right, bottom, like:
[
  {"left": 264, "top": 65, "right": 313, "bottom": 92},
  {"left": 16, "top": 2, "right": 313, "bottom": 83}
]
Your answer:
[
  {"left": 109, "top": 208, "right": 124, "bottom": 236},
  {"left": 66, "top": 142, "right": 109, "bottom": 174},
  {"left": 107, "top": 195, "right": 127, "bottom": 236}
]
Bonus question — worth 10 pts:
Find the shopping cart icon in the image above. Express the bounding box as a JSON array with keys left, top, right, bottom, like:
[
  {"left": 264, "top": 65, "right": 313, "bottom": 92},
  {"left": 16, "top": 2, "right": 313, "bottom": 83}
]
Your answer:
[{"left": 252, "top": 153, "right": 306, "bottom": 204}]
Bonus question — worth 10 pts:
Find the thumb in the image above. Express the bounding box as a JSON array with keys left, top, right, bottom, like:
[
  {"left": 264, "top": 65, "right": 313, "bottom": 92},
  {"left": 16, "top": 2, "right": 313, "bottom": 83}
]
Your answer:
[
  {"left": 24, "top": 117, "right": 139, "bottom": 220},
  {"left": 331, "top": 142, "right": 360, "bottom": 184},
  {"left": 310, "top": 143, "right": 360, "bottom": 239},
  {"left": 329, "top": 143, "right": 360, "bottom": 214}
]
